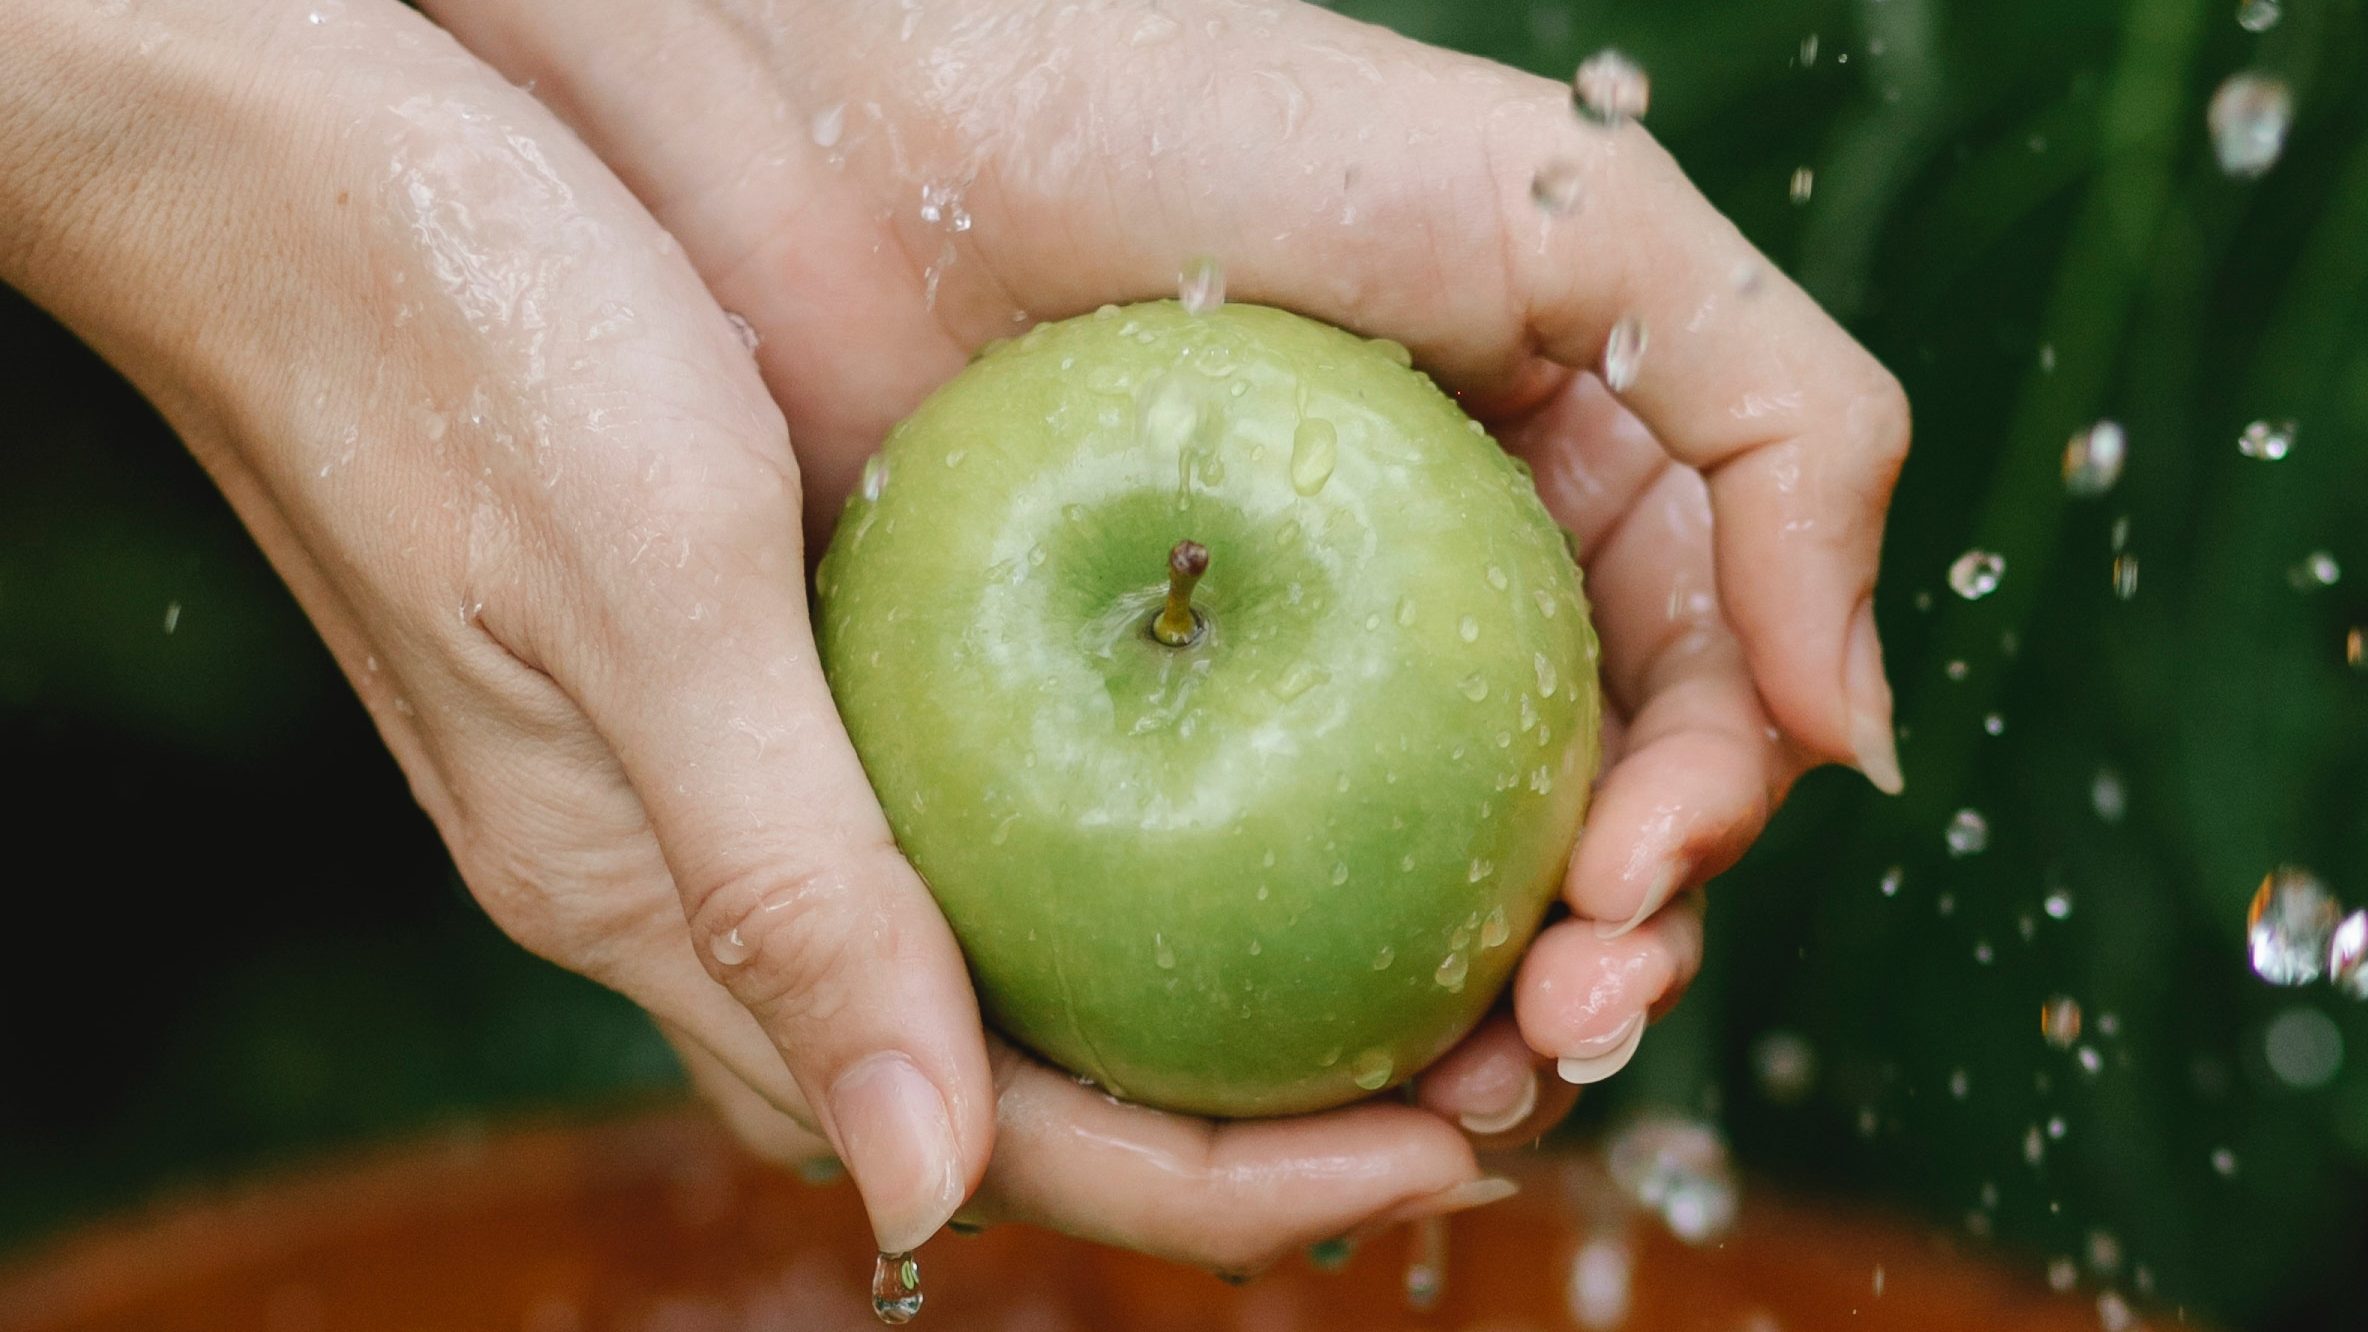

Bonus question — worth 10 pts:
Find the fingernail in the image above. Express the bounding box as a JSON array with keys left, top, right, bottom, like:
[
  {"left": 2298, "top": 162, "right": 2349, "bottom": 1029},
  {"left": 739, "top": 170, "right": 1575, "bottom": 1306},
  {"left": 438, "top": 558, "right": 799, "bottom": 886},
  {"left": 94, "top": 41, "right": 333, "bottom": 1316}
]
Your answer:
[
  {"left": 826, "top": 1052, "right": 966, "bottom": 1253},
  {"left": 1458, "top": 1068, "right": 1541, "bottom": 1136},
  {"left": 1596, "top": 858, "right": 1686, "bottom": 940},
  {"left": 1845, "top": 598, "right": 1905, "bottom": 795},
  {"left": 1374, "top": 1176, "right": 1521, "bottom": 1229},
  {"left": 1556, "top": 1013, "right": 1646, "bottom": 1085}
]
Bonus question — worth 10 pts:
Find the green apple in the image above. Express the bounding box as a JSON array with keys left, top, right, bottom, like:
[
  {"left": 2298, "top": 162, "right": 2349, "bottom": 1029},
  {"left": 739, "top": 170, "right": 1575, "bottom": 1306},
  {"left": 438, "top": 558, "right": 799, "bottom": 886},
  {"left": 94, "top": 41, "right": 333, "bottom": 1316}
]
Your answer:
[{"left": 815, "top": 300, "right": 1600, "bottom": 1118}]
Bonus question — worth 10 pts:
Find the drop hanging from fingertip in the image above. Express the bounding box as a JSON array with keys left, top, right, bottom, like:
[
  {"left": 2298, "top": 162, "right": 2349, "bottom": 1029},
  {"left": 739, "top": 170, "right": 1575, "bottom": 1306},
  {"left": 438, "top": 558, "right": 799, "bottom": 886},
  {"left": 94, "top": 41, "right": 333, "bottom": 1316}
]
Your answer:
[{"left": 872, "top": 1249, "right": 924, "bottom": 1324}]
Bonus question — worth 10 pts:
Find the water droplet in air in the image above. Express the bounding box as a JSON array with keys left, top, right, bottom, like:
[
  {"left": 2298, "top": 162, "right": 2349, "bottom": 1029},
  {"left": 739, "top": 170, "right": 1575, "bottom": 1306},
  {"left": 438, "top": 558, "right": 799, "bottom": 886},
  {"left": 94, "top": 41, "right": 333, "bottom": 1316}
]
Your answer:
[
  {"left": 2208, "top": 72, "right": 2292, "bottom": 177},
  {"left": 1948, "top": 550, "right": 2005, "bottom": 600},
  {"left": 2041, "top": 995, "right": 2083, "bottom": 1048},
  {"left": 1983, "top": 712, "right": 2005, "bottom": 736},
  {"left": 1434, "top": 952, "right": 1470, "bottom": 991},
  {"left": 2092, "top": 768, "right": 2127, "bottom": 822},
  {"left": 1351, "top": 1048, "right": 1394, "bottom": 1091},
  {"left": 1571, "top": 50, "right": 1651, "bottom": 126},
  {"left": 1799, "top": 32, "right": 1822, "bottom": 65},
  {"left": 872, "top": 1251, "right": 923, "bottom": 1324},
  {"left": 2264, "top": 1005, "right": 2344, "bottom": 1087},
  {"left": 2045, "top": 889, "right": 2075, "bottom": 919},
  {"left": 2061, "top": 420, "right": 2125, "bottom": 496},
  {"left": 2111, "top": 553, "right": 2140, "bottom": 600},
  {"left": 1567, "top": 1235, "right": 1633, "bottom": 1329},
  {"left": 1458, "top": 674, "right": 1491, "bottom": 702},
  {"left": 1944, "top": 809, "right": 1990, "bottom": 857},
  {"left": 2248, "top": 866, "right": 2340, "bottom": 985},
  {"left": 1177, "top": 255, "right": 1225, "bottom": 315},
  {"left": 860, "top": 454, "right": 889, "bottom": 502},
  {"left": 1290, "top": 418, "right": 1339, "bottom": 496},
  {"left": 1532, "top": 158, "right": 1586, "bottom": 215},
  {"left": 710, "top": 928, "right": 754, "bottom": 966},
  {"left": 2077, "top": 1046, "right": 2105, "bottom": 1076},
  {"left": 2047, "top": 1257, "right": 2078, "bottom": 1292},
  {"left": 2288, "top": 551, "right": 2340, "bottom": 589},
  {"left": 1403, "top": 1214, "right": 1448, "bottom": 1310},
  {"left": 2211, "top": 1147, "right": 2238, "bottom": 1176},
  {"left": 1788, "top": 166, "right": 1815, "bottom": 204},
  {"left": 2238, "top": 418, "right": 2295, "bottom": 459},
  {"left": 1604, "top": 1117, "right": 1738, "bottom": 1243},
  {"left": 1602, "top": 316, "right": 1648, "bottom": 391},
  {"left": 2238, "top": 0, "right": 2282, "bottom": 30},
  {"left": 162, "top": 602, "right": 181, "bottom": 634},
  {"left": 1880, "top": 866, "right": 1903, "bottom": 897},
  {"left": 1751, "top": 1029, "right": 1818, "bottom": 1103},
  {"left": 2329, "top": 911, "right": 2368, "bottom": 997},
  {"left": 1459, "top": 615, "right": 1481, "bottom": 643}
]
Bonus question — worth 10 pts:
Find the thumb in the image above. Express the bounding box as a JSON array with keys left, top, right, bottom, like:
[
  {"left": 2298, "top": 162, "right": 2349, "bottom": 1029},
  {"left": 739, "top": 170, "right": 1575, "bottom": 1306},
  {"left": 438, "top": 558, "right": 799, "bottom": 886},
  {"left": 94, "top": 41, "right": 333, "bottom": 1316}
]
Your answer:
[{"left": 561, "top": 489, "right": 993, "bottom": 1254}]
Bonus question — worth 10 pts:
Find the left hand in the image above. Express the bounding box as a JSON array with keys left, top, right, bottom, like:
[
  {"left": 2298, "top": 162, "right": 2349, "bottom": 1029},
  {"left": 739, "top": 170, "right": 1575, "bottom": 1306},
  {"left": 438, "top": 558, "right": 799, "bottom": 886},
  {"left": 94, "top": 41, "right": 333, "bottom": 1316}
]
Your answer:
[{"left": 426, "top": 0, "right": 1906, "bottom": 1212}]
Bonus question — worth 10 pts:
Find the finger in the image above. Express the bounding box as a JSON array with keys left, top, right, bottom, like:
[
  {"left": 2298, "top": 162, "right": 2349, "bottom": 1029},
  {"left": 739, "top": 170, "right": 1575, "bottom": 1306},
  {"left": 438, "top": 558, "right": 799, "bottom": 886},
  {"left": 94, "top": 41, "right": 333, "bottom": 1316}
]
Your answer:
[
  {"left": 549, "top": 475, "right": 995, "bottom": 1255},
  {"left": 970, "top": 1047, "right": 1500, "bottom": 1276},
  {"left": 1411, "top": 1014, "right": 1579, "bottom": 1143},
  {"left": 1514, "top": 902, "right": 1706, "bottom": 1085},
  {"left": 659, "top": 1020, "right": 835, "bottom": 1169}
]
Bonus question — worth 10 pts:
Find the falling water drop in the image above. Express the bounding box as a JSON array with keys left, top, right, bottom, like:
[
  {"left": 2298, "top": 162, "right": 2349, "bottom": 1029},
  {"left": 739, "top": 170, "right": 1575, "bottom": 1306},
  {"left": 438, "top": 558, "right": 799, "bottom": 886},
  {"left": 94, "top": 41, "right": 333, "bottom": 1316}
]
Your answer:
[
  {"left": 2060, "top": 420, "right": 2126, "bottom": 496},
  {"left": 2045, "top": 889, "right": 2075, "bottom": 919},
  {"left": 1605, "top": 1117, "right": 1739, "bottom": 1243},
  {"left": 2288, "top": 551, "right": 2341, "bottom": 589},
  {"left": 1948, "top": 550, "right": 2005, "bottom": 600},
  {"left": 2330, "top": 912, "right": 2368, "bottom": 998},
  {"left": 1751, "top": 1030, "right": 1818, "bottom": 1103},
  {"left": 2111, "top": 552, "right": 2141, "bottom": 600},
  {"left": 1571, "top": 50, "right": 1650, "bottom": 126},
  {"left": 1788, "top": 166, "right": 1815, "bottom": 204},
  {"left": 2092, "top": 768, "right": 2127, "bottom": 823},
  {"left": 1290, "top": 418, "right": 1339, "bottom": 496},
  {"left": 2041, "top": 995, "right": 2084, "bottom": 1048},
  {"left": 2238, "top": 0, "right": 2282, "bottom": 30},
  {"left": 1567, "top": 1235, "right": 1633, "bottom": 1329},
  {"left": 2208, "top": 72, "right": 2293, "bottom": 177},
  {"left": 1880, "top": 866, "right": 1903, "bottom": 897},
  {"left": 2211, "top": 1147, "right": 2239, "bottom": 1177},
  {"left": 1177, "top": 255, "right": 1225, "bottom": 315},
  {"left": 1799, "top": 32, "right": 1822, "bottom": 65},
  {"left": 2248, "top": 866, "right": 2340, "bottom": 985},
  {"left": 871, "top": 1251, "right": 923, "bottom": 1324},
  {"left": 1944, "top": 809, "right": 1990, "bottom": 857},
  {"left": 1532, "top": 159, "right": 1586, "bottom": 215},
  {"left": 1601, "top": 316, "right": 1648, "bottom": 392},
  {"left": 2238, "top": 418, "right": 2295, "bottom": 459}
]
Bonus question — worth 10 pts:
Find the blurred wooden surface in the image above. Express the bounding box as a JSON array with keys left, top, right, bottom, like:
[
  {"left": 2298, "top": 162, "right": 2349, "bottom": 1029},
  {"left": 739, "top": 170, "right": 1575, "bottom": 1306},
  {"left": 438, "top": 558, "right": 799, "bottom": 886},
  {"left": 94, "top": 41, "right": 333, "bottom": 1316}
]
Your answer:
[{"left": 0, "top": 1107, "right": 2140, "bottom": 1331}]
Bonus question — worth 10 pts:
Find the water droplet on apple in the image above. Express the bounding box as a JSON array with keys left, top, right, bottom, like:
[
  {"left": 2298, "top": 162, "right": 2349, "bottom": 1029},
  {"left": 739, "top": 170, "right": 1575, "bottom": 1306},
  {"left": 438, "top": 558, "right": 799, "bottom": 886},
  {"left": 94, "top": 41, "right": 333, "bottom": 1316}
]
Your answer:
[
  {"left": 1364, "top": 612, "right": 1381, "bottom": 631},
  {"left": 1530, "top": 765, "right": 1555, "bottom": 794},
  {"left": 1177, "top": 255, "right": 1225, "bottom": 315},
  {"left": 1351, "top": 1049, "right": 1395, "bottom": 1090},
  {"left": 1154, "top": 933, "right": 1176, "bottom": 969},
  {"left": 1368, "top": 337, "right": 1414, "bottom": 368},
  {"left": 1290, "top": 418, "right": 1339, "bottom": 495},
  {"left": 1395, "top": 596, "right": 1418, "bottom": 626},
  {"left": 1468, "top": 858, "right": 1494, "bottom": 883},
  {"left": 1533, "top": 652, "right": 1560, "bottom": 698},
  {"left": 1434, "top": 952, "right": 1470, "bottom": 991},
  {"left": 1486, "top": 565, "right": 1509, "bottom": 590},
  {"left": 1533, "top": 589, "right": 1560, "bottom": 618},
  {"left": 1482, "top": 906, "right": 1510, "bottom": 948},
  {"left": 872, "top": 1250, "right": 923, "bottom": 1324},
  {"left": 943, "top": 448, "right": 967, "bottom": 468},
  {"left": 1372, "top": 945, "right": 1396, "bottom": 970},
  {"left": 1458, "top": 674, "right": 1490, "bottom": 701},
  {"left": 1330, "top": 862, "right": 1350, "bottom": 885},
  {"left": 710, "top": 927, "right": 754, "bottom": 966},
  {"left": 1458, "top": 615, "right": 1480, "bottom": 642},
  {"left": 1271, "top": 660, "right": 1329, "bottom": 701},
  {"left": 859, "top": 455, "right": 889, "bottom": 502}
]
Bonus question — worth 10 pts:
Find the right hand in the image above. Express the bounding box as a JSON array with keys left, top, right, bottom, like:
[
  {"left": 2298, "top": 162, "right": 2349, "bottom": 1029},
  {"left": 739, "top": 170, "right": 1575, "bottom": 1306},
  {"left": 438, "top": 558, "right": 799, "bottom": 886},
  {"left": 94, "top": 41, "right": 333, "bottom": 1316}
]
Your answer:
[{"left": 0, "top": 0, "right": 1499, "bottom": 1273}]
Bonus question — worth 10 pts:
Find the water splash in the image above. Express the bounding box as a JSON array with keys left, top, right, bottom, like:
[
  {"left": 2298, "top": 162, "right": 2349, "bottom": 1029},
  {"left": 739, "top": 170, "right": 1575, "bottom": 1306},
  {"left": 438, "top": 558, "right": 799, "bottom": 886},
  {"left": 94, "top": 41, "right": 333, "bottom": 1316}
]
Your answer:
[
  {"left": 1601, "top": 316, "right": 1648, "bottom": 391},
  {"left": 1604, "top": 1117, "right": 1739, "bottom": 1244},
  {"left": 2061, "top": 420, "right": 2126, "bottom": 496},
  {"left": 1948, "top": 550, "right": 2005, "bottom": 600},
  {"left": 1177, "top": 256, "right": 1225, "bottom": 315},
  {"left": 1532, "top": 159, "right": 1586, "bottom": 215},
  {"left": 1944, "top": 808, "right": 1990, "bottom": 857},
  {"left": 2041, "top": 995, "right": 2083, "bottom": 1048},
  {"left": 2248, "top": 866, "right": 2340, "bottom": 985},
  {"left": 871, "top": 1251, "right": 922, "bottom": 1324},
  {"left": 2238, "top": 418, "right": 2295, "bottom": 459},
  {"left": 1571, "top": 50, "right": 1650, "bottom": 126},
  {"left": 2208, "top": 72, "right": 2293, "bottom": 177}
]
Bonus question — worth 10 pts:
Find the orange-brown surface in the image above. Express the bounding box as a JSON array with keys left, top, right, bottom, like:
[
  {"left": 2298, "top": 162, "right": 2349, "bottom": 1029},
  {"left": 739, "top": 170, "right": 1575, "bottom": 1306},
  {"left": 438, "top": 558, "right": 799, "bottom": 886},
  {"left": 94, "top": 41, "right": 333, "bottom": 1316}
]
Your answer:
[{"left": 0, "top": 1108, "right": 2135, "bottom": 1331}]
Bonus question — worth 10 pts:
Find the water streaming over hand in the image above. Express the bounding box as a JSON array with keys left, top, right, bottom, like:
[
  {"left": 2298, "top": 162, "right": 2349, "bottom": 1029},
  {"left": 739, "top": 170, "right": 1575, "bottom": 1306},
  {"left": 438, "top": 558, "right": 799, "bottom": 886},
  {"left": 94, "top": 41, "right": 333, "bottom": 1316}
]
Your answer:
[
  {"left": 1532, "top": 159, "right": 1586, "bottom": 215},
  {"left": 1177, "top": 256, "right": 1225, "bottom": 315},
  {"left": 1601, "top": 316, "right": 1648, "bottom": 391}
]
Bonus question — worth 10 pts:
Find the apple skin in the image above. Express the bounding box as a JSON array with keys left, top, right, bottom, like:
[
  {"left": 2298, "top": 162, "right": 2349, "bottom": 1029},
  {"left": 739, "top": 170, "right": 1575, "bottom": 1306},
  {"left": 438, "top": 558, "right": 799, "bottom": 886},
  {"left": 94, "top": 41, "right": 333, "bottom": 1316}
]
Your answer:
[{"left": 815, "top": 301, "right": 1601, "bottom": 1118}]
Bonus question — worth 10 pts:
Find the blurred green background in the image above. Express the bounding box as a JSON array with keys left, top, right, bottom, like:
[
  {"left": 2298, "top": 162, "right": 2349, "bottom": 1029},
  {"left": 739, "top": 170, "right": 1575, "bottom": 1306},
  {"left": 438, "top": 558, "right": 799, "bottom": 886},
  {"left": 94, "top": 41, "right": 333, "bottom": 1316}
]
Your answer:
[{"left": 4, "top": 0, "right": 2365, "bottom": 1326}]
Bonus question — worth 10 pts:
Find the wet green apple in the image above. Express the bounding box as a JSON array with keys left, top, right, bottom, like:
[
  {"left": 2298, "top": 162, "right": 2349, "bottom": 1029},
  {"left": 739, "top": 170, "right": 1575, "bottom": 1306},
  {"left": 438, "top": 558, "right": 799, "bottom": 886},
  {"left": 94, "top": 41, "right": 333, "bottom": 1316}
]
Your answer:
[{"left": 815, "top": 301, "right": 1601, "bottom": 1118}]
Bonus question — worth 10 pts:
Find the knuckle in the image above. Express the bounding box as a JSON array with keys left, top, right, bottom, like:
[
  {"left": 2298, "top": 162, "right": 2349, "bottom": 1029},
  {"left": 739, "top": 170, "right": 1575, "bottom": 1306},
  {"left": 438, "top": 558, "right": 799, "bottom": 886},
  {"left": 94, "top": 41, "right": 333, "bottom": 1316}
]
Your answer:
[{"left": 687, "top": 841, "right": 905, "bottom": 1024}]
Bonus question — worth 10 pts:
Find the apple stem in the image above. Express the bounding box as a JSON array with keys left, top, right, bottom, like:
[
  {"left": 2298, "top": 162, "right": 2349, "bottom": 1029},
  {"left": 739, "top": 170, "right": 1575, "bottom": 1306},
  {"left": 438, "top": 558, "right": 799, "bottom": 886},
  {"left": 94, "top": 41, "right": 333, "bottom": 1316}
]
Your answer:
[{"left": 1151, "top": 539, "right": 1210, "bottom": 647}]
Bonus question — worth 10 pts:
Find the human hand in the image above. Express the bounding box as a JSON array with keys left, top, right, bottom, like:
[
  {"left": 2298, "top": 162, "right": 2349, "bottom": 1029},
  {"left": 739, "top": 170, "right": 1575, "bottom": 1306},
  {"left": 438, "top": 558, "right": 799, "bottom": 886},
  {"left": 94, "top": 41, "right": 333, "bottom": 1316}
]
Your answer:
[{"left": 427, "top": 0, "right": 1906, "bottom": 1212}]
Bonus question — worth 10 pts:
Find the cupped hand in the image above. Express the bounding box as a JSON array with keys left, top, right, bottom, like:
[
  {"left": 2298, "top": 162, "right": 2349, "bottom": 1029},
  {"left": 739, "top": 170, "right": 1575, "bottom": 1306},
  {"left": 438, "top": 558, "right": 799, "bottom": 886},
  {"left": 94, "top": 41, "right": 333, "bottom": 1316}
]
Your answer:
[{"left": 428, "top": 0, "right": 1907, "bottom": 1230}]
